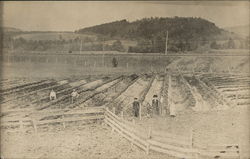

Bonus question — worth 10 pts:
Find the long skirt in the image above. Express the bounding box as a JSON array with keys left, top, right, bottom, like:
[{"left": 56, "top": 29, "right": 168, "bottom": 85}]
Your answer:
[{"left": 169, "top": 104, "right": 176, "bottom": 116}]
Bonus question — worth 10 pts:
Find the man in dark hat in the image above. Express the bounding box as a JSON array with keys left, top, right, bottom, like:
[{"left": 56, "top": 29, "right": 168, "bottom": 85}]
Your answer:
[
  {"left": 152, "top": 95, "right": 160, "bottom": 115},
  {"left": 132, "top": 98, "right": 140, "bottom": 117}
]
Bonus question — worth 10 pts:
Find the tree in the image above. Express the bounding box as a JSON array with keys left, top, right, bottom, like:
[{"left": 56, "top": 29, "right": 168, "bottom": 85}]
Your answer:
[
  {"left": 228, "top": 38, "right": 235, "bottom": 49},
  {"left": 210, "top": 41, "right": 219, "bottom": 49},
  {"left": 111, "top": 40, "right": 125, "bottom": 52}
]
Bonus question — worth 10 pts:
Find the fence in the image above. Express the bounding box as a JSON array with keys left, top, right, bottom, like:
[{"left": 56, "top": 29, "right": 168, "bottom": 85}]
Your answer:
[
  {"left": 104, "top": 107, "right": 249, "bottom": 159},
  {"left": 1, "top": 53, "right": 174, "bottom": 74},
  {"left": 1, "top": 106, "right": 249, "bottom": 158},
  {"left": 1, "top": 106, "right": 105, "bottom": 133}
]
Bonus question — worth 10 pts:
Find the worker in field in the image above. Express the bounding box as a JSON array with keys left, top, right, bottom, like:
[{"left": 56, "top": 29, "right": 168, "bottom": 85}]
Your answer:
[
  {"left": 132, "top": 98, "right": 140, "bottom": 118},
  {"left": 71, "top": 89, "right": 79, "bottom": 103},
  {"left": 112, "top": 57, "right": 118, "bottom": 67},
  {"left": 49, "top": 89, "right": 57, "bottom": 100},
  {"left": 152, "top": 95, "right": 160, "bottom": 115},
  {"left": 169, "top": 98, "right": 176, "bottom": 117}
]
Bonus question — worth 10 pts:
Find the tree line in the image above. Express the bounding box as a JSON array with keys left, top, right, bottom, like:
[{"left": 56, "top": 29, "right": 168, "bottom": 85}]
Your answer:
[{"left": 3, "top": 36, "right": 125, "bottom": 52}]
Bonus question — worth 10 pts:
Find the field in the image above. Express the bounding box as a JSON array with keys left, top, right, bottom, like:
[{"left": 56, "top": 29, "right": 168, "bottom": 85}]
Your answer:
[{"left": 1, "top": 53, "right": 249, "bottom": 159}]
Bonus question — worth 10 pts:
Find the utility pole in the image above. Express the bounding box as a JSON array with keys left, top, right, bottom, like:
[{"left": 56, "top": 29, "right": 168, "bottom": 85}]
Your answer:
[
  {"left": 80, "top": 39, "right": 82, "bottom": 54},
  {"left": 165, "top": 31, "right": 168, "bottom": 55},
  {"left": 102, "top": 53, "right": 105, "bottom": 67}
]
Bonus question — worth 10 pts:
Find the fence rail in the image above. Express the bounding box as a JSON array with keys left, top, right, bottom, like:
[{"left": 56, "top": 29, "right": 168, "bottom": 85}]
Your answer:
[
  {"left": 1, "top": 107, "right": 105, "bottom": 132},
  {"left": 104, "top": 107, "right": 248, "bottom": 159},
  {"left": 1, "top": 106, "right": 249, "bottom": 158}
]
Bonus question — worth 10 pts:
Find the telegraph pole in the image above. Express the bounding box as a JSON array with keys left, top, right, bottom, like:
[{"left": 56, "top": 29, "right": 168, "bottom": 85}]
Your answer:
[
  {"left": 165, "top": 31, "right": 168, "bottom": 55},
  {"left": 80, "top": 39, "right": 82, "bottom": 54}
]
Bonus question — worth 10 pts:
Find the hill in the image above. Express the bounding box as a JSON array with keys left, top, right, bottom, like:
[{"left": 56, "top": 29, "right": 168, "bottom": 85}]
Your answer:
[
  {"left": 13, "top": 32, "right": 96, "bottom": 41},
  {"left": 4, "top": 17, "right": 248, "bottom": 53},
  {"left": 76, "top": 17, "right": 238, "bottom": 53},
  {"left": 2, "top": 27, "right": 22, "bottom": 32}
]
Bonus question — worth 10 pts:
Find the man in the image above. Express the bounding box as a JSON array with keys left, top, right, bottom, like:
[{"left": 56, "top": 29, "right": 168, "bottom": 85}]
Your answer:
[
  {"left": 152, "top": 95, "right": 160, "bottom": 115},
  {"left": 132, "top": 98, "right": 140, "bottom": 118},
  {"left": 71, "top": 89, "right": 79, "bottom": 103},
  {"left": 49, "top": 89, "right": 57, "bottom": 100}
]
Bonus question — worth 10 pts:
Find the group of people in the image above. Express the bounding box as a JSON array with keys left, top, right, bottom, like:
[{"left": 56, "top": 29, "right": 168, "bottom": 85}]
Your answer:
[
  {"left": 49, "top": 88, "right": 176, "bottom": 118},
  {"left": 49, "top": 89, "right": 79, "bottom": 103},
  {"left": 132, "top": 95, "right": 176, "bottom": 118}
]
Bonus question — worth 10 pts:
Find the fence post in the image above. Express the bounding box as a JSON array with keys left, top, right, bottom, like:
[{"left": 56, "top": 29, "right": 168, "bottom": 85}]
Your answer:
[
  {"left": 62, "top": 115, "right": 66, "bottom": 129},
  {"left": 190, "top": 128, "right": 199, "bottom": 159},
  {"left": 238, "top": 136, "right": 249, "bottom": 159},
  {"left": 19, "top": 120, "right": 24, "bottom": 133},
  {"left": 146, "top": 127, "right": 152, "bottom": 154},
  {"left": 239, "top": 141, "right": 242, "bottom": 159},
  {"left": 111, "top": 107, "right": 116, "bottom": 133},
  {"left": 236, "top": 93, "right": 239, "bottom": 106},
  {"left": 32, "top": 119, "right": 38, "bottom": 134},
  {"left": 139, "top": 103, "right": 142, "bottom": 120}
]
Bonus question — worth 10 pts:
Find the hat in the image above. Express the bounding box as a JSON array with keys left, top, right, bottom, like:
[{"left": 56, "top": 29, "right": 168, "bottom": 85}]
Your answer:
[{"left": 153, "top": 95, "right": 158, "bottom": 98}]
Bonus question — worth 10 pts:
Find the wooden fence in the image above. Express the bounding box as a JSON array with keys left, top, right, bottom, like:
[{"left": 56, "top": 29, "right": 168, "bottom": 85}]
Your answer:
[
  {"left": 104, "top": 107, "right": 249, "bottom": 159},
  {"left": 1, "top": 106, "right": 105, "bottom": 133},
  {"left": 1, "top": 106, "right": 249, "bottom": 158}
]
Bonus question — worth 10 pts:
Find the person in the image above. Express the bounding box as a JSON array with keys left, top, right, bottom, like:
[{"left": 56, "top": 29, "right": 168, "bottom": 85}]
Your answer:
[
  {"left": 49, "top": 89, "right": 57, "bottom": 100},
  {"left": 71, "top": 89, "right": 79, "bottom": 103},
  {"left": 152, "top": 95, "right": 160, "bottom": 115},
  {"left": 132, "top": 98, "right": 140, "bottom": 118},
  {"left": 169, "top": 98, "right": 176, "bottom": 117},
  {"left": 160, "top": 96, "right": 164, "bottom": 115},
  {"left": 112, "top": 57, "right": 118, "bottom": 67}
]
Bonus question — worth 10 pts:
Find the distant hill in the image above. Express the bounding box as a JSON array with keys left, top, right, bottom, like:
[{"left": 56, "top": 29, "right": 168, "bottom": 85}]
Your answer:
[
  {"left": 76, "top": 17, "right": 237, "bottom": 52},
  {"left": 2, "top": 27, "right": 22, "bottom": 32},
  {"left": 224, "top": 25, "right": 249, "bottom": 38},
  {"left": 13, "top": 32, "right": 96, "bottom": 41}
]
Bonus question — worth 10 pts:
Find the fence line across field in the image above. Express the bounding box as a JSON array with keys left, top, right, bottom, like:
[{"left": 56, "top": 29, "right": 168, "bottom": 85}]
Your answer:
[
  {"left": 1, "top": 106, "right": 249, "bottom": 158},
  {"left": 104, "top": 107, "right": 249, "bottom": 159},
  {"left": 1, "top": 107, "right": 105, "bottom": 132}
]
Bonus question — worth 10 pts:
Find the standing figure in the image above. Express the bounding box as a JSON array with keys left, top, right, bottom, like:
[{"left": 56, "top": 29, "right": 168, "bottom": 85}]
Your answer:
[
  {"left": 49, "top": 89, "right": 57, "bottom": 100},
  {"left": 152, "top": 95, "right": 160, "bottom": 115},
  {"left": 112, "top": 57, "right": 118, "bottom": 67},
  {"left": 71, "top": 89, "right": 79, "bottom": 104},
  {"left": 169, "top": 98, "right": 176, "bottom": 117},
  {"left": 160, "top": 96, "right": 164, "bottom": 115},
  {"left": 132, "top": 98, "right": 140, "bottom": 118}
]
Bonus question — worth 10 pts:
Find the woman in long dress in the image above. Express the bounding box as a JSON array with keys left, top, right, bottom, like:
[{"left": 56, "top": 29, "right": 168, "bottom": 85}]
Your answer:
[{"left": 169, "top": 98, "right": 176, "bottom": 117}]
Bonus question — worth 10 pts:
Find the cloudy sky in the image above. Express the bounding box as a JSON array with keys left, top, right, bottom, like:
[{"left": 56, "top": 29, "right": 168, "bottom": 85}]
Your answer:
[{"left": 2, "top": 1, "right": 249, "bottom": 31}]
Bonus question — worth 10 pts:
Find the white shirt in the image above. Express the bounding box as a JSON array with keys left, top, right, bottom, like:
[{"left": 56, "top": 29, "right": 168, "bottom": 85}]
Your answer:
[
  {"left": 71, "top": 91, "right": 79, "bottom": 97},
  {"left": 50, "top": 91, "right": 56, "bottom": 97}
]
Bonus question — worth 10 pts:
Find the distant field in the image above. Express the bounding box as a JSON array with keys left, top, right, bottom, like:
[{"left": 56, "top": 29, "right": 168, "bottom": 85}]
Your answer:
[{"left": 1, "top": 52, "right": 249, "bottom": 79}]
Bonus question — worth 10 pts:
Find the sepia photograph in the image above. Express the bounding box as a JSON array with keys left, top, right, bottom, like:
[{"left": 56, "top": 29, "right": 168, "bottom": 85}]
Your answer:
[{"left": 0, "top": 1, "right": 249, "bottom": 159}]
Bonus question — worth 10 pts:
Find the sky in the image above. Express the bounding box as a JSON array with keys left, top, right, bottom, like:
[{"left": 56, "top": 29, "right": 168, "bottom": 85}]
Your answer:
[{"left": 2, "top": 1, "right": 250, "bottom": 31}]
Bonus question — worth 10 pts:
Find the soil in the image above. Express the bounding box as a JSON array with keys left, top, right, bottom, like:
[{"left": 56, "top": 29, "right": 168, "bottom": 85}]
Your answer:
[{"left": 1, "top": 124, "right": 176, "bottom": 159}]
